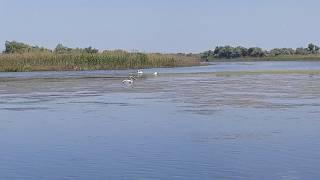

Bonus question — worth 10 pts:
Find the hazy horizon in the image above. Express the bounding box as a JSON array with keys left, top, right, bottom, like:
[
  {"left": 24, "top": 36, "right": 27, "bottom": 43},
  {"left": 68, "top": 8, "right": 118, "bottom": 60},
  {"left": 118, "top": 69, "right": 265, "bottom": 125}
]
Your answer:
[{"left": 1, "top": 0, "right": 320, "bottom": 53}]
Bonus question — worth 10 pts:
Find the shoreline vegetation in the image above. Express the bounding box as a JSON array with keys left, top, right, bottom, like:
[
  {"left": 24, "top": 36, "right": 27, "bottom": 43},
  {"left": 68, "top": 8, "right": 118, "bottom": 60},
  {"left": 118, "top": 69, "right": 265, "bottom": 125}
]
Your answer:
[
  {"left": 201, "top": 43, "right": 320, "bottom": 61},
  {"left": 1, "top": 41, "right": 320, "bottom": 72},
  {"left": 0, "top": 41, "right": 200, "bottom": 72}
]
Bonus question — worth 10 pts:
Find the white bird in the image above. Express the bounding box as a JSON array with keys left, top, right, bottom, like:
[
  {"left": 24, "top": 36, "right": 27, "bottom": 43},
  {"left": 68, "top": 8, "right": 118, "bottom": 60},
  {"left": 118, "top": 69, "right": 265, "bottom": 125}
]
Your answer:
[
  {"left": 153, "top": 72, "right": 158, "bottom": 76},
  {"left": 122, "top": 76, "right": 136, "bottom": 86},
  {"left": 137, "top": 70, "right": 143, "bottom": 74}
]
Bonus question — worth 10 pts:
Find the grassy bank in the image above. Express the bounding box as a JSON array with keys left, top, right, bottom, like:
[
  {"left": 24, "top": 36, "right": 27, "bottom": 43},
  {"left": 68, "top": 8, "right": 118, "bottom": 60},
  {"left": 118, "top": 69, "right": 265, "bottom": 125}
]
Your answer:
[
  {"left": 208, "top": 55, "right": 320, "bottom": 62},
  {"left": 0, "top": 51, "right": 200, "bottom": 72}
]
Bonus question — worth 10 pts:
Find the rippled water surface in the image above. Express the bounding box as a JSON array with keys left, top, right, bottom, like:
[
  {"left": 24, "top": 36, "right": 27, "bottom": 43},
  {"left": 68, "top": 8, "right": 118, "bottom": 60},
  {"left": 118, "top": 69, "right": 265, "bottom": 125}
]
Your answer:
[{"left": 1, "top": 61, "right": 320, "bottom": 179}]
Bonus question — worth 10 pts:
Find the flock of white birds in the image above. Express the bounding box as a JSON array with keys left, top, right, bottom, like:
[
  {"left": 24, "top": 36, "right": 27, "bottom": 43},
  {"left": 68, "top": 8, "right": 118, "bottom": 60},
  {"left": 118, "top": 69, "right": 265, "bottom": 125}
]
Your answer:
[{"left": 122, "top": 70, "right": 158, "bottom": 87}]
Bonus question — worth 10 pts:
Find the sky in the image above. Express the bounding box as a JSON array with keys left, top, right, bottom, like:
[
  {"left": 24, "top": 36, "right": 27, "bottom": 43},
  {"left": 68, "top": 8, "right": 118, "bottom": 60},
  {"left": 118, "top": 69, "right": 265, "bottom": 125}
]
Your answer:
[{"left": 0, "top": 0, "right": 319, "bottom": 53}]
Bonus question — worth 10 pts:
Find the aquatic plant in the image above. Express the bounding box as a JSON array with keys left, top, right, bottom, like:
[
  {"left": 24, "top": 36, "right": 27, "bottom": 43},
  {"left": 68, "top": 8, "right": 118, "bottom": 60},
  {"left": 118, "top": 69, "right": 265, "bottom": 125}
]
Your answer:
[{"left": 0, "top": 51, "right": 200, "bottom": 72}]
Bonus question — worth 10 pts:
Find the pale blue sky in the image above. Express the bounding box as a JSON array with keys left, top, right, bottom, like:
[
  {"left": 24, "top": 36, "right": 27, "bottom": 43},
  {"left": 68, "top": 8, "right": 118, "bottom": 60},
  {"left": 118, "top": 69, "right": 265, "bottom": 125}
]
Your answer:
[{"left": 1, "top": 0, "right": 319, "bottom": 52}]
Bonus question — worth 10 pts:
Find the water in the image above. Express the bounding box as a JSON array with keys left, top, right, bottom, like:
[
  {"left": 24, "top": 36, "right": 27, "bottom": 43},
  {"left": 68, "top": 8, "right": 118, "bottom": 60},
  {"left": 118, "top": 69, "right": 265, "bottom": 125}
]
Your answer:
[{"left": 1, "top": 61, "right": 320, "bottom": 179}]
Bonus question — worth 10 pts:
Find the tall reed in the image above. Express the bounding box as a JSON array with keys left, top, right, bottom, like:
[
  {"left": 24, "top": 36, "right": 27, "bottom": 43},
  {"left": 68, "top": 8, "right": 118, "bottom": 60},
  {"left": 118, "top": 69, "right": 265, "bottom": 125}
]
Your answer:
[{"left": 0, "top": 51, "right": 200, "bottom": 72}]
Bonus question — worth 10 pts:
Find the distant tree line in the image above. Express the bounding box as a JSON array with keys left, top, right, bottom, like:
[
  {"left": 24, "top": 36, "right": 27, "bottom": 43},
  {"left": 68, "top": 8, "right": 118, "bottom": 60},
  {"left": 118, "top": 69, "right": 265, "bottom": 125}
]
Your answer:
[
  {"left": 1, "top": 41, "right": 198, "bottom": 58},
  {"left": 201, "top": 43, "right": 320, "bottom": 61},
  {"left": 3, "top": 41, "right": 99, "bottom": 54},
  {"left": 3, "top": 41, "right": 52, "bottom": 54}
]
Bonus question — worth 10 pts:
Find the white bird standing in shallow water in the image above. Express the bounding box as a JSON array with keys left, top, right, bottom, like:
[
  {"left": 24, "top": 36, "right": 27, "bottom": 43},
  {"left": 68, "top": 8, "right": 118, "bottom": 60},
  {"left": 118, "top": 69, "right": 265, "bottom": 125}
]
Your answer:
[
  {"left": 153, "top": 72, "right": 158, "bottom": 76},
  {"left": 137, "top": 70, "right": 143, "bottom": 75},
  {"left": 122, "top": 76, "right": 136, "bottom": 86}
]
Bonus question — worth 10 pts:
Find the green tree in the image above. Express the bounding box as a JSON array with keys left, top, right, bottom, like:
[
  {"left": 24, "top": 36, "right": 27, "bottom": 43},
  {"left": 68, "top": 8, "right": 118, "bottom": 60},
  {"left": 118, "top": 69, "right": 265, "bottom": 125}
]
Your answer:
[
  {"left": 4, "top": 41, "right": 31, "bottom": 53},
  {"left": 315, "top": 45, "right": 320, "bottom": 52},
  {"left": 54, "top": 44, "right": 72, "bottom": 54},
  {"left": 247, "top": 47, "right": 265, "bottom": 57},
  {"left": 84, "top": 46, "right": 99, "bottom": 54},
  {"left": 308, "top": 43, "right": 316, "bottom": 52}
]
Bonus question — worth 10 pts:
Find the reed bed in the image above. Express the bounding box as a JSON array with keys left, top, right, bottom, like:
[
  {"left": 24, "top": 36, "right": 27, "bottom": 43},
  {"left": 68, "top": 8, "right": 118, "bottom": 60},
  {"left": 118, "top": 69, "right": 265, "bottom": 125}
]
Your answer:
[{"left": 0, "top": 51, "right": 200, "bottom": 72}]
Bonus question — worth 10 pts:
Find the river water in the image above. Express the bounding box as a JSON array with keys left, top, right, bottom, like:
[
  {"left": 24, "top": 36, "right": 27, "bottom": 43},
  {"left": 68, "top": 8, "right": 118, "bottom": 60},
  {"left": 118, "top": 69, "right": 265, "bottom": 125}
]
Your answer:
[{"left": 0, "top": 61, "right": 320, "bottom": 179}]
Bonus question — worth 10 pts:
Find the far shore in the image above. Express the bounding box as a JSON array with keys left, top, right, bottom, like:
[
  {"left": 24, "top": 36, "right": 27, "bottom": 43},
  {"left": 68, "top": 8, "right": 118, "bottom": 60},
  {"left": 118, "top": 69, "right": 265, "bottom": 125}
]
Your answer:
[
  {"left": 207, "top": 55, "right": 320, "bottom": 62},
  {"left": 1, "top": 41, "right": 320, "bottom": 72}
]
